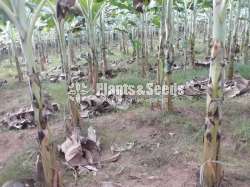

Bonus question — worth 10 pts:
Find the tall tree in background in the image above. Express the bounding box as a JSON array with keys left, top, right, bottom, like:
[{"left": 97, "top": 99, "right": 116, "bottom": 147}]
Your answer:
[
  {"left": 226, "top": 0, "right": 233, "bottom": 64},
  {"left": 190, "top": 0, "right": 197, "bottom": 67},
  {"left": 183, "top": 0, "right": 189, "bottom": 69},
  {"left": 6, "top": 21, "right": 23, "bottom": 82},
  {"left": 78, "top": 0, "right": 106, "bottom": 93},
  {"left": 202, "top": 0, "right": 228, "bottom": 186},
  {"left": 100, "top": 9, "right": 108, "bottom": 76},
  {"left": 140, "top": 10, "right": 147, "bottom": 78},
  {"left": 156, "top": 0, "right": 174, "bottom": 111},
  {"left": 157, "top": 0, "right": 167, "bottom": 85},
  {"left": 164, "top": 0, "right": 174, "bottom": 111},
  {"left": 204, "top": 2, "right": 213, "bottom": 57},
  {"left": 227, "top": 0, "right": 241, "bottom": 80},
  {"left": 133, "top": 0, "right": 148, "bottom": 77},
  {"left": 55, "top": 0, "right": 81, "bottom": 132},
  {"left": 243, "top": 0, "right": 250, "bottom": 64}
]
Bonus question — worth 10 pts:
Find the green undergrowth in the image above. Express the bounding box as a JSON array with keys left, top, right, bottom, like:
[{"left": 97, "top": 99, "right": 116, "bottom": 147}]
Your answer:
[
  {"left": 173, "top": 68, "right": 209, "bottom": 84},
  {"left": 102, "top": 71, "right": 149, "bottom": 87},
  {"left": 108, "top": 49, "right": 131, "bottom": 62},
  {"left": 0, "top": 149, "right": 35, "bottom": 186},
  {"left": 236, "top": 63, "right": 250, "bottom": 79},
  {"left": 0, "top": 61, "right": 18, "bottom": 79},
  {"left": 43, "top": 81, "right": 67, "bottom": 107},
  {"left": 233, "top": 118, "right": 250, "bottom": 143}
]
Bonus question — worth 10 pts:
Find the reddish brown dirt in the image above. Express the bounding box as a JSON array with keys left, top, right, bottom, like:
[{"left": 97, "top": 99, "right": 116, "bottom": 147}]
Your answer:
[
  {"left": 0, "top": 83, "right": 31, "bottom": 167},
  {"left": 0, "top": 84, "right": 250, "bottom": 186}
]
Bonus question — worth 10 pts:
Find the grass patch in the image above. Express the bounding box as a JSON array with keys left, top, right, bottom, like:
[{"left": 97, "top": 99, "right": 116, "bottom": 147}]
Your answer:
[
  {"left": 48, "top": 55, "right": 61, "bottom": 67},
  {"left": 175, "top": 96, "right": 206, "bottom": 110},
  {"left": 102, "top": 71, "right": 148, "bottom": 87},
  {"left": 236, "top": 64, "right": 250, "bottom": 79},
  {"left": 43, "top": 81, "right": 67, "bottom": 106},
  {"left": 0, "top": 152, "right": 34, "bottom": 186},
  {"left": 0, "top": 62, "right": 18, "bottom": 79},
  {"left": 173, "top": 68, "right": 209, "bottom": 84},
  {"left": 108, "top": 49, "right": 130, "bottom": 62},
  {"left": 3, "top": 80, "right": 27, "bottom": 90},
  {"left": 233, "top": 119, "right": 250, "bottom": 142}
]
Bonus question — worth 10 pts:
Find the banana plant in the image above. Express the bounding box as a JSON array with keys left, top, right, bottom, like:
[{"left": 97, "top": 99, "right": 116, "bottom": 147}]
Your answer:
[
  {"left": 154, "top": 0, "right": 175, "bottom": 111},
  {"left": 110, "top": 0, "right": 158, "bottom": 78},
  {"left": 45, "top": 0, "right": 83, "bottom": 140},
  {"left": 99, "top": 9, "right": 108, "bottom": 76},
  {"left": 227, "top": 0, "right": 242, "bottom": 80},
  {"left": 181, "top": 0, "right": 189, "bottom": 69},
  {"left": 0, "top": 20, "right": 13, "bottom": 66},
  {"left": 243, "top": 0, "right": 250, "bottom": 64},
  {"left": 110, "top": 7, "right": 139, "bottom": 54},
  {"left": 156, "top": 0, "right": 174, "bottom": 111},
  {"left": 6, "top": 21, "right": 24, "bottom": 82},
  {"left": 190, "top": 0, "right": 197, "bottom": 67},
  {"left": 78, "top": 0, "right": 107, "bottom": 92},
  {"left": 108, "top": 1, "right": 141, "bottom": 61},
  {"left": 164, "top": 0, "right": 174, "bottom": 112},
  {"left": 0, "top": 1, "right": 63, "bottom": 186},
  {"left": 157, "top": 0, "right": 166, "bottom": 87},
  {"left": 135, "top": 0, "right": 156, "bottom": 78},
  {"left": 203, "top": 0, "right": 228, "bottom": 186},
  {"left": 47, "top": 0, "right": 71, "bottom": 75}
]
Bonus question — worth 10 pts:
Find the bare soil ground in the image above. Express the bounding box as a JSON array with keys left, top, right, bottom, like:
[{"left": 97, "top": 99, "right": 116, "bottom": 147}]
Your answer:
[{"left": 0, "top": 81, "right": 250, "bottom": 187}]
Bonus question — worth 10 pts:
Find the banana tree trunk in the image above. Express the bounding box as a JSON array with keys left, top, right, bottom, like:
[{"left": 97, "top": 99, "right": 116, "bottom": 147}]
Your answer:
[
  {"left": 203, "top": 21, "right": 207, "bottom": 43},
  {"left": 21, "top": 35, "right": 62, "bottom": 187},
  {"left": 58, "top": 21, "right": 69, "bottom": 80},
  {"left": 150, "top": 27, "right": 154, "bottom": 51},
  {"left": 100, "top": 11, "right": 108, "bottom": 77},
  {"left": 164, "top": 0, "right": 174, "bottom": 112},
  {"left": 56, "top": 32, "right": 64, "bottom": 73},
  {"left": 225, "top": 0, "right": 233, "bottom": 66},
  {"left": 9, "top": 24, "right": 23, "bottom": 82},
  {"left": 207, "top": 11, "right": 213, "bottom": 57},
  {"left": 15, "top": 56, "right": 23, "bottom": 82},
  {"left": 58, "top": 20, "right": 80, "bottom": 129},
  {"left": 227, "top": 0, "right": 241, "bottom": 80},
  {"left": 131, "top": 29, "right": 137, "bottom": 57},
  {"left": 136, "top": 29, "right": 141, "bottom": 70},
  {"left": 157, "top": 0, "right": 167, "bottom": 85},
  {"left": 243, "top": 28, "right": 249, "bottom": 64},
  {"left": 38, "top": 37, "right": 46, "bottom": 71},
  {"left": 7, "top": 44, "right": 12, "bottom": 65},
  {"left": 190, "top": 0, "right": 197, "bottom": 67},
  {"left": 0, "top": 1, "right": 63, "bottom": 185},
  {"left": 141, "top": 13, "right": 146, "bottom": 78},
  {"left": 243, "top": 1, "right": 250, "bottom": 64},
  {"left": 121, "top": 32, "right": 126, "bottom": 54},
  {"left": 144, "top": 12, "right": 149, "bottom": 75},
  {"left": 88, "top": 22, "right": 98, "bottom": 93},
  {"left": 88, "top": 53, "right": 93, "bottom": 84},
  {"left": 202, "top": 0, "right": 227, "bottom": 186},
  {"left": 68, "top": 31, "right": 75, "bottom": 65},
  {"left": 183, "top": 0, "right": 188, "bottom": 69}
]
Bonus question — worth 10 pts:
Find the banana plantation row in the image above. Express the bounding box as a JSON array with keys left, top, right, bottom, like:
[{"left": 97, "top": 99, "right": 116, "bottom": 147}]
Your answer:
[{"left": 0, "top": 0, "right": 249, "bottom": 187}]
